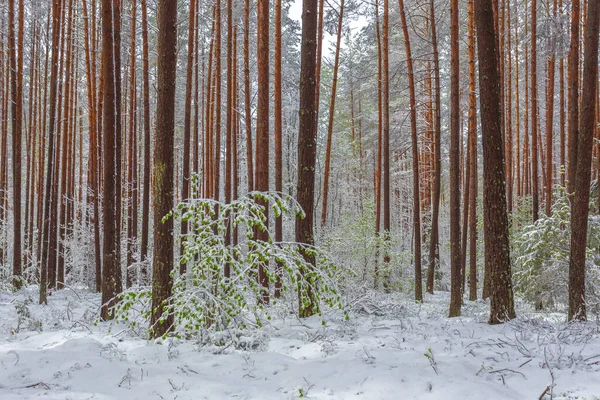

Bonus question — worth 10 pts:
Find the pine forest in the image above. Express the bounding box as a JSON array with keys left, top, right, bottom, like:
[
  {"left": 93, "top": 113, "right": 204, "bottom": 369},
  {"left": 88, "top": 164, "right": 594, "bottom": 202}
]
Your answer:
[{"left": 0, "top": 0, "right": 599, "bottom": 398}]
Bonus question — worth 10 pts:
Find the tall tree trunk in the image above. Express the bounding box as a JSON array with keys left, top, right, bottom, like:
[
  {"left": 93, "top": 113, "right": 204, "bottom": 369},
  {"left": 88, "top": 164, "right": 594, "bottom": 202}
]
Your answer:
[
  {"left": 568, "top": 0, "right": 600, "bottom": 321},
  {"left": 398, "top": 0, "right": 422, "bottom": 302},
  {"left": 58, "top": 0, "right": 75, "bottom": 290},
  {"left": 274, "top": 0, "right": 283, "bottom": 298},
  {"left": 531, "top": 0, "right": 539, "bottom": 221},
  {"left": 373, "top": 0, "right": 382, "bottom": 289},
  {"left": 449, "top": 0, "right": 462, "bottom": 317},
  {"left": 243, "top": 0, "right": 253, "bottom": 192},
  {"left": 381, "top": 0, "right": 391, "bottom": 291},
  {"left": 40, "top": 0, "right": 63, "bottom": 304},
  {"left": 314, "top": 0, "right": 325, "bottom": 122},
  {"left": 426, "top": 0, "right": 442, "bottom": 294},
  {"left": 515, "top": 2, "right": 521, "bottom": 198},
  {"left": 127, "top": 0, "right": 138, "bottom": 287},
  {"left": 467, "top": 0, "right": 478, "bottom": 301},
  {"left": 559, "top": 0, "right": 565, "bottom": 187},
  {"left": 475, "top": 0, "right": 516, "bottom": 325},
  {"left": 256, "top": 0, "right": 270, "bottom": 303},
  {"left": 296, "top": 0, "right": 319, "bottom": 318},
  {"left": 567, "top": 0, "right": 580, "bottom": 193},
  {"left": 140, "top": 0, "right": 151, "bottom": 264},
  {"left": 101, "top": 0, "right": 123, "bottom": 320},
  {"left": 545, "top": 0, "right": 557, "bottom": 215},
  {"left": 321, "top": 0, "right": 344, "bottom": 228},
  {"left": 505, "top": 0, "right": 513, "bottom": 214},
  {"left": 47, "top": 1, "right": 68, "bottom": 291},
  {"left": 181, "top": 0, "right": 196, "bottom": 275},
  {"left": 8, "top": 0, "right": 24, "bottom": 287},
  {"left": 0, "top": 17, "right": 8, "bottom": 269},
  {"left": 214, "top": 0, "right": 222, "bottom": 201},
  {"left": 225, "top": 0, "right": 233, "bottom": 278},
  {"left": 150, "top": 0, "right": 177, "bottom": 338},
  {"left": 82, "top": 0, "right": 102, "bottom": 291}
]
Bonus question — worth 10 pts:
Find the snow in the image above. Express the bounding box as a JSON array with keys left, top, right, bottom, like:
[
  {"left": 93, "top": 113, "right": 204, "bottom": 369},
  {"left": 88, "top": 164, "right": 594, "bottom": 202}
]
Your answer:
[{"left": 0, "top": 287, "right": 599, "bottom": 399}]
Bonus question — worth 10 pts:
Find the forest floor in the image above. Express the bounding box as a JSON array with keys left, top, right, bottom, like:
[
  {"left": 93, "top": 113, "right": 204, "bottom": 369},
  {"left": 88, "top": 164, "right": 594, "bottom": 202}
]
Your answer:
[{"left": 0, "top": 286, "right": 598, "bottom": 400}]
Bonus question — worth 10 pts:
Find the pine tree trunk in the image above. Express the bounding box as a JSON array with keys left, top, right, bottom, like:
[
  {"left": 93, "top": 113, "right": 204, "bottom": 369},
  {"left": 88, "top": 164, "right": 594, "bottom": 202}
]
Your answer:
[
  {"left": 296, "top": 0, "right": 319, "bottom": 317},
  {"left": 243, "top": 0, "right": 253, "bottom": 193},
  {"left": 140, "top": 0, "right": 152, "bottom": 265},
  {"left": 0, "top": 18, "right": 8, "bottom": 269},
  {"left": 127, "top": 0, "right": 138, "bottom": 287},
  {"left": 427, "top": 0, "right": 442, "bottom": 294},
  {"left": 475, "top": 0, "right": 516, "bottom": 324},
  {"left": 467, "top": 0, "right": 478, "bottom": 301},
  {"left": 381, "top": 0, "right": 392, "bottom": 292},
  {"left": 274, "top": 0, "right": 283, "bottom": 298},
  {"left": 255, "top": 0, "right": 270, "bottom": 304},
  {"left": 321, "top": 0, "right": 344, "bottom": 228},
  {"left": 531, "top": 0, "right": 539, "bottom": 221},
  {"left": 82, "top": 0, "right": 102, "bottom": 291},
  {"left": 545, "top": 0, "right": 557, "bottom": 216},
  {"left": 398, "top": 0, "right": 422, "bottom": 302},
  {"left": 58, "top": 0, "right": 75, "bottom": 290},
  {"left": 449, "top": 0, "right": 462, "bottom": 317},
  {"left": 567, "top": 0, "right": 580, "bottom": 193},
  {"left": 101, "top": 0, "right": 123, "bottom": 320},
  {"left": 568, "top": 0, "right": 600, "bottom": 321},
  {"left": 150, "top": 0, "right": 177, "bottom": 338},
  {"left": 373, "top": 0, "right": 382, "bottom": 289},
  {"left": 40, "top": 0, "right": 63, "bottom": 304},
  {"left": 180, "top": 0, "right": 196, "bottom": 275},
  {"left": 8, "top": 0, "right": 23, "bottom": 287}
]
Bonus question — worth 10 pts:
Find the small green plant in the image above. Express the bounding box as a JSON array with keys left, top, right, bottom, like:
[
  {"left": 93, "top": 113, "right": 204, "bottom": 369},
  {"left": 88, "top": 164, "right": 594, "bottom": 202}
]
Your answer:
[
  {"left": 476, "top": 362, "right": 492, "bottom": 376},
  {"left": 114, "top": 179, "right": 350, "bottom": 339},
  {"left": 424, "top": 347, "right": 438, "bottom": 374}
]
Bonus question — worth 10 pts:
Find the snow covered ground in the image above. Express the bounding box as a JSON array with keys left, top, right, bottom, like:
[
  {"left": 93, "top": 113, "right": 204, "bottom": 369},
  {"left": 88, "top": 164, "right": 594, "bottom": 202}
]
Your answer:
[{"left": 0, "top": 287, "right": 599, "bottom": 399}]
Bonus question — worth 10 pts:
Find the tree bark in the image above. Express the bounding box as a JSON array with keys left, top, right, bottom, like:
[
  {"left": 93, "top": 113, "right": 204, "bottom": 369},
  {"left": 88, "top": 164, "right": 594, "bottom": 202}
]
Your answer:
[
  {"left": 8, "top": 0, "right": 24, "bottom": 287},
  {"left": 140, "top": 0, "right": 151, "bottom": 265},
  {"left": 150, "top": 0, "right": 177, "bottom": 338},
  {"left": 255, "top": 0, "right": 270, "bottom": 304},
  {"left": 568, "top": 0, "right": 600, "bottom": 322},
  {"left": 321, "top": 0, "right": 344, "bottom": 228},
  {"left": 398, "top": 0, "right": 422, "bottom": 302},
  {"left": 40, "top": 0, "right": 63, "bottom": 304},
  {"left": 274, "top": 0, "right": 283, "bottom": 298},
  {"left": 127, "top": 0, "right": 139, "bottom": 287},
  {"left": 475, "top": 0, "right": 516, "bottom": 324},
  {"left": 426, "top": 0, "right": 442, "bottom": 294},
  {"left": 181, "top": 0, "right": 196, "bottom": 275},
  {"left": 244, "top": 0, "right": 253, "bottom": 193},
  {"left": 467, "top": 0, "right": 478, "bottom": 301},
  {"left": 531, "top": 0, "right": 539, "bottom": 221},
  {"left": 101, "top": 0, "right": 123, "bottom": 320},
  {"left": 449, "top": 0, "right": 462, "bottom": 317},
  {"left": 567, "top": 0, "right": 580, "bottom": 193},
  {"left": 296, "top": 0, "right": 319, "bottom": 318}
]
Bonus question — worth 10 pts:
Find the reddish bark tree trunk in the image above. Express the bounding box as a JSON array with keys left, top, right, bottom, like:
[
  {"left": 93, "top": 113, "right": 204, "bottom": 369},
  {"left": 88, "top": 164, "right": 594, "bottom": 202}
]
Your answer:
[
  {"left": 296, "top": 0, "right": 319, "bottom": 317},
  {"left": 568, "top": 0, "right": 600, "bottom": 321},
  {"left": 398, "top": 0, "right": 422, "bottom": 302},
  {"left": 475, "top": 0, "right": 516, "bottom": 324},
  {"left": 150, "top": 0, "right": 177, "bottom": 338},
  {"left": 449, "top": 0, "right": 462, "bottom": 317}
]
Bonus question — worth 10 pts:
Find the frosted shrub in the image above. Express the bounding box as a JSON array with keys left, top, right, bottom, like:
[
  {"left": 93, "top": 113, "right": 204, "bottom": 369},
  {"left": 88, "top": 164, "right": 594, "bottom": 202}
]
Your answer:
[
  {"left": 512, "top": 189, "right": 600, "bottom": 312},
  {"left": 115, "top": 181, "right": 348, "bottom": 338}
]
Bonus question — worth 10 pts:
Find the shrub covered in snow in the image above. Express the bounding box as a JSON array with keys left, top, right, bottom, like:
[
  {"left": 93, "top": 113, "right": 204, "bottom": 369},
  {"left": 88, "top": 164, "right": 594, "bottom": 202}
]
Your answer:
[
  {"left": 114, "top": 183, "right": 349, "bottom": 339},
  {"left": 512, "top": 188, "right": 600, "bottom": 313}
]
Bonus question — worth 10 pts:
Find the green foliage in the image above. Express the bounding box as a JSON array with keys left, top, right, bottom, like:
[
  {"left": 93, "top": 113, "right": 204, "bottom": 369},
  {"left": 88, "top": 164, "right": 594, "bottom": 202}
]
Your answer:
[
  {"left": 114, "top": 179, "right": 349, "bottom": 338},
  {"left": 512, "top": 188, "right": 600, "bottom": 311}
]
